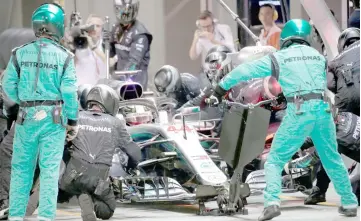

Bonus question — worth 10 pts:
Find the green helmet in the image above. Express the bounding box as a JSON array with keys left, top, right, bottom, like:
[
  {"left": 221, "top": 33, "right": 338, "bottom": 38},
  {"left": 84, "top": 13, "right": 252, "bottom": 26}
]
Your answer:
[
  {"left": 31, "top": 3, "right": 65, "bottom": 42},
  {"left": 280, "top": 19, "right": 312, "bottom": 49}
]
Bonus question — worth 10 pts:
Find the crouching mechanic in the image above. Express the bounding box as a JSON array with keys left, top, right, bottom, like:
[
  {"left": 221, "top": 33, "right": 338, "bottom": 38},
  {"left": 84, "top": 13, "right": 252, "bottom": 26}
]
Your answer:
[
  {"left": 327, "top": 27, "right": 360, "bottom": 116},
  {"left": 154, "top": 65, "right": 201, "bottom": 108},
  {"left": 206, "top": 19, "right": 358, "bottom": 220},
  {"left": 294, "top": 112, "right": 360, "bottom": 205},
  {"left": 59, "top": 84, "right": 142, "bottom": 220}
]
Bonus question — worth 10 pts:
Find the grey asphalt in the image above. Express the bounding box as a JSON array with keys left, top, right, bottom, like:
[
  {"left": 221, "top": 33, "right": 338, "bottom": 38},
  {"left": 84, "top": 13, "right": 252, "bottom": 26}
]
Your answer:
[{"left": 25, "top": 184, "right": 359, "bottom": 221}]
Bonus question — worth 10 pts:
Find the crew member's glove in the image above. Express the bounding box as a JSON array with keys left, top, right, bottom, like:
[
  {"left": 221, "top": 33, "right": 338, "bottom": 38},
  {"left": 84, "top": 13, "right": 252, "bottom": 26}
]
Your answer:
[
  {"left": 128, "top": 168, "right": 140, "bottom": 176},
  {"left": 205, "top": 85, "right": 227, "bottom": 106},
  {"left": 124, "top": 63, "right": 137, "bottom": 71},
  {"left": 66, "top": 124, "right": 79, "bottom": 141}
]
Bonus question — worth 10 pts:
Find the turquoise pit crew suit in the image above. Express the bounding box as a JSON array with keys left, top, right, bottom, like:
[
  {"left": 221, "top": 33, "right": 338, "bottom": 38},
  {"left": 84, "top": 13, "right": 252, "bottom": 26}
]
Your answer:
[
  {"left": 2, "top": 3, "right": 79, "bottom": 221},
  {"left": 207, "top": 19, "right": 358, "bottom": 221}
]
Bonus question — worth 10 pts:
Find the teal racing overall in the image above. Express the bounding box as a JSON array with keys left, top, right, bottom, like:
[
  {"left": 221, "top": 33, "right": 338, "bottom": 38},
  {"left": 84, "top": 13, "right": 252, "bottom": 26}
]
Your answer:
[
  {"left": 2, "top": 37, "right": 78, "bottom": 220},
  {"left": 218, "top": 44, "right": 358, "bottom": 208}
]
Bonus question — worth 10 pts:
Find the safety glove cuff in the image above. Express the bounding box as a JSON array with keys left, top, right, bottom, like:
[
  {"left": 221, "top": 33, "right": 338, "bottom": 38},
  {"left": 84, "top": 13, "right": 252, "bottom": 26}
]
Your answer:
[
  {"left": 214, "top": 85, "right": 227, "bottom": 97},
  {"left": 67, "top": 119, "right": 78, "bottom": 126}
]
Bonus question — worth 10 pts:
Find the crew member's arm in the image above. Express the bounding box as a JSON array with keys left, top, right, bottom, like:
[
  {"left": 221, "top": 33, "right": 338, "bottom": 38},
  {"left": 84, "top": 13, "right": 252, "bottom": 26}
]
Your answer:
[
  {"left": 123, "top": 34, "right": 150, "bottom": 70},
  {"left": 326, "top": 62, "right": 337, "bottom": 93},
  {"left": 327, "top": 71, "right": 337, "bottom": 93},
  {"left": 180, "top": 86, "right": 213, "bottom": 109},
  {"left": 2, "top": 53, "right": 20, "bottom": 104},
  {"left": 116, "top": 119, "right": 142, "bottom": 169},
  {"left": 60, "top": 56, "right": 79, "bottom": 125},
  {"left": 218, "top": 55, "right": 273, "bottom": 91}
]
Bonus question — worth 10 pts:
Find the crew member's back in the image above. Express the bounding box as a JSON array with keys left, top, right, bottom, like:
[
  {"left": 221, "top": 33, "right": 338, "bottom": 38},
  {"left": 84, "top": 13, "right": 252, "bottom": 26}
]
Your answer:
[{"left": 71, "top": 110, "right": 126, "bottom": 166}]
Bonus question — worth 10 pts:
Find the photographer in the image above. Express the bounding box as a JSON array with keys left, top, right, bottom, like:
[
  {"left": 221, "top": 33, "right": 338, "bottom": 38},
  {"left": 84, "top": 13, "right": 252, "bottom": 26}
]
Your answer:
[
  {"left": 189, "top": 10, "right": 235, "bottom": 70},
  {"left": 68, "top": 15, "right": 118, "bottom": 85}
]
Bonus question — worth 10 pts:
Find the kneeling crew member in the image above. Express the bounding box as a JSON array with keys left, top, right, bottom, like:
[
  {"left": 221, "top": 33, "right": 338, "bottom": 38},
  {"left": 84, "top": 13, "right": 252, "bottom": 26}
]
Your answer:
[{"left": 59, "top": 84, "right": 141, "bottom": 221}]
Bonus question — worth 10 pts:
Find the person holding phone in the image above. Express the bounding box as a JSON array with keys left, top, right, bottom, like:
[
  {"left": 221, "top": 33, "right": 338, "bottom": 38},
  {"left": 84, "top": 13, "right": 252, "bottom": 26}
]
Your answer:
[{"left": 189, "top": 10, "right": 235, "bottom": 71}]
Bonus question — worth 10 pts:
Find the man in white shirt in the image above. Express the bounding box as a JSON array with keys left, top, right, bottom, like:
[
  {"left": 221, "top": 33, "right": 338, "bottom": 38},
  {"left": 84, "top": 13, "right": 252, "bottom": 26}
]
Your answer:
[
  {"left": 189, "top": 10, "right": 235, "bottom": 69},
  {"left": 74, "top": 15, "right": 117, "bottom": 86}
]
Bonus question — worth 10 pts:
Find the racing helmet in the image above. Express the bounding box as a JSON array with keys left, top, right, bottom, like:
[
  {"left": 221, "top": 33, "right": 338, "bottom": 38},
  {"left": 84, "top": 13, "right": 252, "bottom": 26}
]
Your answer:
[
  {"left": 263, "top": 76, "right": 282, "bottom": 99},
  {"left": 77, "top": 84, "right": 93, "bottom": 110},
  {"left": 280, "top": 19, "right": 312, "bottom": 49},
  {"left": 114, "top": 0, "right": 139, "bottom": 25},
  {"left": 204, "top": 51, "right": 232, "bottom": 85},
  {"left": 337, "top": 28, "right": 360, "bottom": 53},
  {"left": 154, "top": 65, "right": 181, "bottom": 94},
  {"left": 180, "top": 73, "right": 201, "bottom": 98},
  {"left": 86, "top": 84, "right": 120, "bottom": 116},
  {"left": 31, "top": 3, "right": 65, "bottom": 42}
]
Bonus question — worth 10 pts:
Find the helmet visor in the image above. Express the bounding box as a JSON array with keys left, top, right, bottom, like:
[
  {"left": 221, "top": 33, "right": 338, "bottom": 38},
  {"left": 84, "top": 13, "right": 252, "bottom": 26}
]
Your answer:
[{"left": 114, "top": 0, "right": 139, "bottom": 24}]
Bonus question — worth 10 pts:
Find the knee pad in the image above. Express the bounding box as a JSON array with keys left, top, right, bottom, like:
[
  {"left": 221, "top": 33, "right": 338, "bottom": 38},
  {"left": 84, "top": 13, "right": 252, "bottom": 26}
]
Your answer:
[{"left": 94, "top": 197, "right": 116, "bottom": 220}]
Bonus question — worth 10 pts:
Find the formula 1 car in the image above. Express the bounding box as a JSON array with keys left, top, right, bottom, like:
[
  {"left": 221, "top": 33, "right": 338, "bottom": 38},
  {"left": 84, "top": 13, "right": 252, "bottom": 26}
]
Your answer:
[{"left": 109, "top": 97, "right": 228, "bottom": 204}]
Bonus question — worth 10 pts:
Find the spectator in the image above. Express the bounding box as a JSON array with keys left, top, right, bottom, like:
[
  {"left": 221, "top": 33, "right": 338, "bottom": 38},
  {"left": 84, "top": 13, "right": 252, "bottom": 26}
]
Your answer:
[
  {"left": 189, "top": 10, "right": 235, "bottom": 70},
  {"left": 258, "top": 4, "right": 281, "bottom": 49},
  {"left": 74, "top": 15, "right": 116, "bottom": 86}
]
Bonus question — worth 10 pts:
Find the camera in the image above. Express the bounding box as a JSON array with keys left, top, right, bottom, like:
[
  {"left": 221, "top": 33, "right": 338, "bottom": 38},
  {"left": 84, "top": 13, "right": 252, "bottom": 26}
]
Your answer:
[
  {"left": 70, "top": 24, "right": 95, "bottom": 49},
  {"left": 68, "top": 11, "right": 95, "bottom": 49}
]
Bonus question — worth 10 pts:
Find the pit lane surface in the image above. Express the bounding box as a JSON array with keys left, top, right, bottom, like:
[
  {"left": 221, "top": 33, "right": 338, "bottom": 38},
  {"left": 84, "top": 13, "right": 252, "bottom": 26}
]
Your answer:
[{"left": 27, "top": 185, "right": 359, "bottom": 221}]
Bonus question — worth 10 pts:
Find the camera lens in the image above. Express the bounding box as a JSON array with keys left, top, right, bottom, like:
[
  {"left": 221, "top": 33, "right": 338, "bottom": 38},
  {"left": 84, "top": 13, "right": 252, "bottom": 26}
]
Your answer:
[{"left": 73, "top": 36, "right": 88, "bottom": 49}]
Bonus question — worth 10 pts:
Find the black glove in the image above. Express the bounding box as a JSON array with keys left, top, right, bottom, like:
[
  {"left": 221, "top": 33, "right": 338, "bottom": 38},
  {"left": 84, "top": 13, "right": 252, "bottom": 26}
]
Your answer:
[
  {"left": 66, "top": 120, "right": 78, "bottom": 141},
  {"left": 205, "top": 85, "right": 227, "bottom": 106},
  {"left": 126, "top": 159, "right": 140, "bottom": 176}
]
